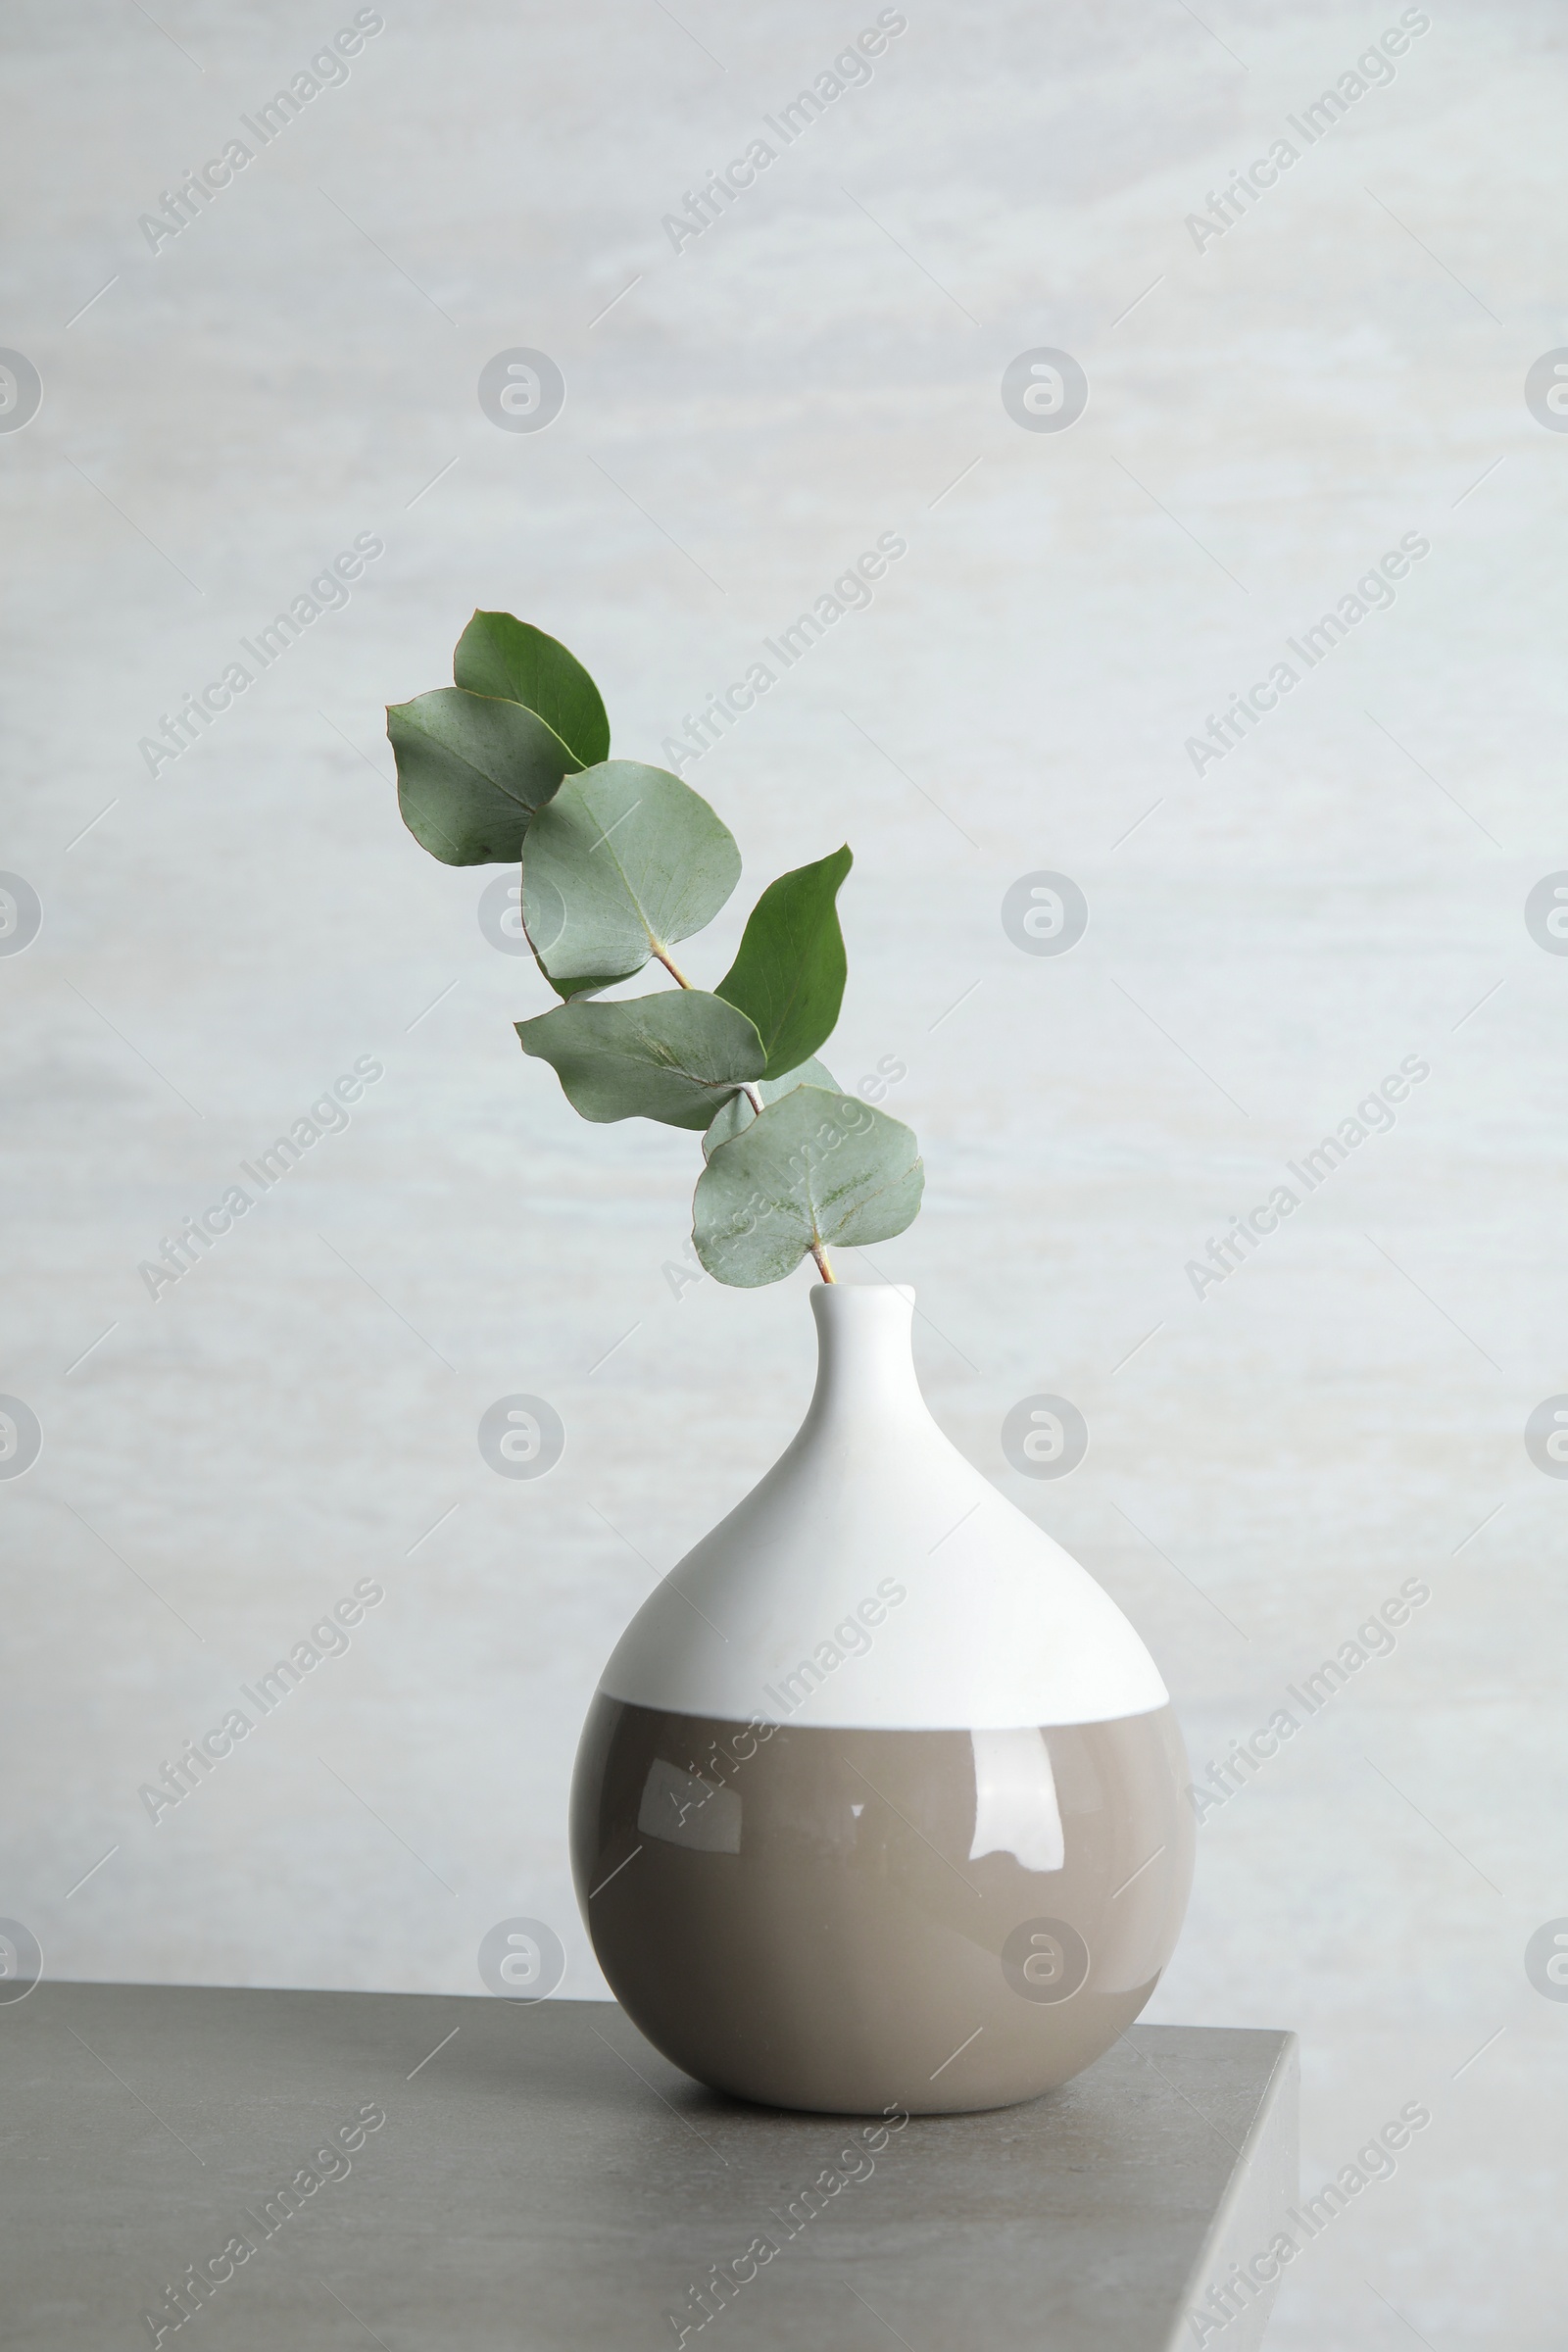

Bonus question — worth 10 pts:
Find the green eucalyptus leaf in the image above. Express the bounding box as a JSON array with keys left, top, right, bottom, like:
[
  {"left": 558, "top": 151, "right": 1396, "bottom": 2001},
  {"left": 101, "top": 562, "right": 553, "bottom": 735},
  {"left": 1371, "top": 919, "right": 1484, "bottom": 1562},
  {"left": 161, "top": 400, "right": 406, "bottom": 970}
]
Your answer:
[
  {"left": 453, "top": 612, "right": 610, "bottom": 767},
  {"left": 702, "top": 1056, "right": 838, "bottom": 1160},
  {"left": 716, "top": 847, "right": 853, "bottom": 1078},
  {"left": 515, "top": 990, "right": 764, "bottom": 1129},
  {"left": 388, "top": 687, "right": 582, "bottom": 866},
  {"left": 522, "top": 761, "right": 741, "bottom": 997},
  {"left": 693, "top": 1085, "right": 923, "bottom": 1287}
]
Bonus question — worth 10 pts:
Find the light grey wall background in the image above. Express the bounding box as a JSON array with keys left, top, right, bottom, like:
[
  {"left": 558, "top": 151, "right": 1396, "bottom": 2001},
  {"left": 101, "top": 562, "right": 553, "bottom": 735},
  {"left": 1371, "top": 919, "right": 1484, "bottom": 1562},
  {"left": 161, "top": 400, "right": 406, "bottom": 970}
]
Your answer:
[{"left": 3, "top": 1, "right": 1564, "bottom": 2342}]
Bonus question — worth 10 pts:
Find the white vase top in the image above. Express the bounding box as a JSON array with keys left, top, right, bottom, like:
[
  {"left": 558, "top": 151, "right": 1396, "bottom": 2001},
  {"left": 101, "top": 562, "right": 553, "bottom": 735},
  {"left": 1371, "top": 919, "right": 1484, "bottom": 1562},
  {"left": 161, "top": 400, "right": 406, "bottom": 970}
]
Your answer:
[{"left": 596, "top": 1283, "right": 1172, "bottom": 1731}]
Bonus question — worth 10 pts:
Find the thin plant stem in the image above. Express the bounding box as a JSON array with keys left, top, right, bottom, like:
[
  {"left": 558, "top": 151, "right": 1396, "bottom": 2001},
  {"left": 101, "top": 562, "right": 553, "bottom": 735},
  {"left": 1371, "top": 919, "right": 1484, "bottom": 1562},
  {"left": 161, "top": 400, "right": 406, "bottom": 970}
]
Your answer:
[{"left": 653, "top": 946, "right": 833, "bottom": 1285}]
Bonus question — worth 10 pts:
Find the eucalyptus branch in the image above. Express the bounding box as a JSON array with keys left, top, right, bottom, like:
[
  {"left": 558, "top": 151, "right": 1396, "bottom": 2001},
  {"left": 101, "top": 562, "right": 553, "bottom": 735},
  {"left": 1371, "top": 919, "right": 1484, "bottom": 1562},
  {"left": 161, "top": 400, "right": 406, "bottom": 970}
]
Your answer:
[{"left": 387, "top": 612, "right": 922, "bottom": 1293}]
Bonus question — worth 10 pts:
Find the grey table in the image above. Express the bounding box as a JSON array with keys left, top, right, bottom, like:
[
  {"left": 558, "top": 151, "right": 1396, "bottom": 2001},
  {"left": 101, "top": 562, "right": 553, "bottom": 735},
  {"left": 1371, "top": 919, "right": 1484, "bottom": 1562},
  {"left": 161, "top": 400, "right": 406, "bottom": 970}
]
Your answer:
[{"left": 0, "top": 1985, "right": 1297, "bottom": 2351}]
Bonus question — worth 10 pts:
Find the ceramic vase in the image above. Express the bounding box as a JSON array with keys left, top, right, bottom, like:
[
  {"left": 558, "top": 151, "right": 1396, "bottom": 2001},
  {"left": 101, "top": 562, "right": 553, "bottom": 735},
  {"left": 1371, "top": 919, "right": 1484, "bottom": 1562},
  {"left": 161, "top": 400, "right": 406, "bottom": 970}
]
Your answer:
[{"left": 571, "top": 1283, "right": 1194, "bottom": 2116}]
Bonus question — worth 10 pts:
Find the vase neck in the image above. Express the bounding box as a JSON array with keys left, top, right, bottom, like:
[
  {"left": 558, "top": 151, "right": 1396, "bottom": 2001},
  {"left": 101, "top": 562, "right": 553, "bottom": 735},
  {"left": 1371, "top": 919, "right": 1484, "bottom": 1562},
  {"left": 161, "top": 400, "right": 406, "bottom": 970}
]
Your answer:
[{"left": 805, "top": 1283, "right": 928, "bottom": 1431}]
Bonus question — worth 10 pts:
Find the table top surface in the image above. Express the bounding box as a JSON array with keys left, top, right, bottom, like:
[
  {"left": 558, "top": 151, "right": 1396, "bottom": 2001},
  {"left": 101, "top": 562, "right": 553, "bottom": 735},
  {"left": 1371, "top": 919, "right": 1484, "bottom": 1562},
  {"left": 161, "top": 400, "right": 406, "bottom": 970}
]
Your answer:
[{"left": 1, "top": 1983, "right": 1296, "bottom": 2351}]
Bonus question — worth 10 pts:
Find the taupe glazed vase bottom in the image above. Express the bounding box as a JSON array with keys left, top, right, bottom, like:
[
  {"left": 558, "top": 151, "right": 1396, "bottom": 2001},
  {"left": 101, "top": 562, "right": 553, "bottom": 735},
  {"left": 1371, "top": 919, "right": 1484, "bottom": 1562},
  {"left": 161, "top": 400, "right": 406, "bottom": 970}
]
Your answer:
[{"left": 572, "top": 1698, "right": 1195, "bottom": 2115}]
